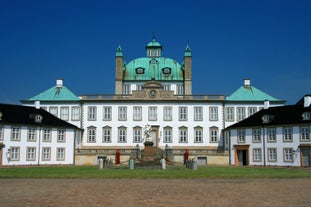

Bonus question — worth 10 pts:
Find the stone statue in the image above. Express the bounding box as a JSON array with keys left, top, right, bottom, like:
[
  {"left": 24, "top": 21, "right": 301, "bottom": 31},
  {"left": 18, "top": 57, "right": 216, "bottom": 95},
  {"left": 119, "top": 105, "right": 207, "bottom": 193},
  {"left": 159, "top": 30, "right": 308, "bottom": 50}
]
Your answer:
[{"left": 143, "top": 124, "right": 153, "bottom": 143}]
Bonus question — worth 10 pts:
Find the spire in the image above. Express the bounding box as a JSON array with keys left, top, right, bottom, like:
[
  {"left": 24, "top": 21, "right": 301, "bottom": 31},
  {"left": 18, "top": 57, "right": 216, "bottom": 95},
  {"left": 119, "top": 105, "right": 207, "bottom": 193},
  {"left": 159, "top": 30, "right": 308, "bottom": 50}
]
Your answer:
[
  {"left": 116, "top": 45, "right": 123, "bottom": 57},
  {"left": 184, "top": 40, "right": 191, "bottom": 57}
]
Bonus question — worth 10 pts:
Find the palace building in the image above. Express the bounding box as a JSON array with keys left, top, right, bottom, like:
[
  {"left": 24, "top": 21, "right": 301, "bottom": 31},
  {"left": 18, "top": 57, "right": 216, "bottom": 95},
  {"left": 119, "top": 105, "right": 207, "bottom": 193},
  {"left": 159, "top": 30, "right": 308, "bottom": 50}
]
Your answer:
[{"left": 21, "top": 37, "right": 285, "bottom": 165}]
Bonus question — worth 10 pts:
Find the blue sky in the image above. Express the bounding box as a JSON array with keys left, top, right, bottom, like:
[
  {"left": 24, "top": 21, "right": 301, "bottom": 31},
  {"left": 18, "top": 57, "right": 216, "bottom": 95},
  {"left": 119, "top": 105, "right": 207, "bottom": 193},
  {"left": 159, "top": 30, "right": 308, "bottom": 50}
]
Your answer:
[{"left": 0, "top": 0, "right": 310, "bottom": 105}]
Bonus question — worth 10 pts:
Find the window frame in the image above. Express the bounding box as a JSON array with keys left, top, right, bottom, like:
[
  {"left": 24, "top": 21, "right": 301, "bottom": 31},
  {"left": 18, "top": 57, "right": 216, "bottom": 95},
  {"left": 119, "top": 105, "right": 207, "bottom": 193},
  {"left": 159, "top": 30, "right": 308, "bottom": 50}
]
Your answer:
[
  {"left": 209, "top": 107, "right": 218, "bottom": 121},
  {"left": 27, "top": 127, "right": 37, "bottom": 142},
  {"left": 118, "top": 127, "right": 127, "bottom": 143},
  {"left": 163, "top": 126, "right": 172, "bottom": 143},
  {"left": 88, "top": 106, "right": 97, "bottom": 121},
  {"left": 268, "top": 148, "right": 277, "bottom": 162},
  {"left": 283, "top": 127, "right": 293, "bottom": 142},
  {"left": 179, "top": 106, "right": 188, "bottom": 121},
  {"left": 163, "top": 106, "right": 172, "bottom": 121},
  {"left": 87, "top": 127, "right": 96, "bottom": 143},
  {"left": 71, "top": 106, "right": 80, "bottom": 121},
  {"left": 60, "top": 106, "right": 69, "bottom": 121},
  {"left": 179, "top": 127, "right": 188, "bottom": 143},
  {"left": 133, "top": 106, "right": 142, "bottom": 121},
  {"left": 253, "top": 148, "right": 262, "bottom": 162},
  {"left": 194, "top": 107, "right": 203, "bottom": 121},
  {"left": 26, "top": 147, "right": 36, "bottom": 161},
  {"left": 118, "top": 106, "right": 127, "bottom": 121},
  {"left": 252, "top": 128, "right": 261, "bottom": 143},
  {"left": 57, "top": 129, "right": 66, "bottom": 143}
]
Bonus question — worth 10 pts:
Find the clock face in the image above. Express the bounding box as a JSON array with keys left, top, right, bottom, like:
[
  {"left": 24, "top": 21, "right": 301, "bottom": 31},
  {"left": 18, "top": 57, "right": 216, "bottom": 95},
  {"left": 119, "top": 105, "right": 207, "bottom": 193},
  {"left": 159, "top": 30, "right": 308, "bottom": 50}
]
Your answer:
[{"left": 149, "top": 90, "right": 156, "bottom": 97}]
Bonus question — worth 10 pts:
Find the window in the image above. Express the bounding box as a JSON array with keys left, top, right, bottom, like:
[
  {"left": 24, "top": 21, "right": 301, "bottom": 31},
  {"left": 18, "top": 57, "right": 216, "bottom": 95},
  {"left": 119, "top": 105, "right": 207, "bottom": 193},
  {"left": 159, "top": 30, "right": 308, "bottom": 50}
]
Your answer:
[
  {"left": 237, "top": 130, "right": 245, "bottom": 143},
  {"left": 237, "top": 107, "right": 246, "bottom": 121},
  {"left": 179, "top": 107, "right": 187, "bottom": 121},
  {"left": 194, "top": 107, "right": 203, "bottom": 121},
  {"left": 300, "top": 126, "right": 310, "bottom": 142},
  {"left": 60, "top": 107, "right": 69, "bottom": 121},
  {"left": 88, "top": 106, "right": 97, "bottom": 121},
  {"left": 283, "top": 127, "right": 292, "bottom": 142},
  {"left": 103, "top": 107, "right": 112, "bottom": 121},
  {"left": 57, "top": 148, "right": 65, "bottom": 161},
  {"left": 11, "top": 127, "right": 20, "bottom": 141},
  {"left": 123, "top": 84, "right": 130, "bottom": 94},
  {"left": 87, "top": 127, "right": 96, "bottom": 143},
  {"left": 118, "top": 107, "right": 127, "bottom": 121},
  {"left": 43, "top": 129, "right": 51, "bottom": 142},
  {"left": 163, "top": 106, "right": 172, "bottom": 121},
  {"left": 133, "top": 127, "right": 142, "bottom": 143},
  {"left": 225, "top": 107, "right": 234, "bottom": 122},
  {"left": 118, "top": 127, "right": 127, "bottom": 143},
  {"left": 72, "top": 107, "right": 80, "bottom": 121},
  {"left": 49, "top": 107, "right": 58, "bottom": 117},
  {"left": 177, "top": 84, "right": 184, "bottom": 95},
  {"left": 302, "top": 112, "right": 311, "bottom": 120},
  {"left": 268, "top": 148, "right": 277, "bottom": 162},
  {"left": 135, "top": 67, "right": 145, "bottom": 74},
  {"left": 209, "top": 107, "right": 218, "bottom": 121},
  {"left": 42, "top": 147, "right": 51, "bottom": 161},
  {"left": 253, "top": 148, "right": 262, "bottom": 162},
  {"left": 163, "top": 126, "right": 172, "bottom": 143},
  {"left": 210, "top": 127, "right": 218, "bottom": 143},
  {"left": 248, "top": 107, "right": 257, "bottom": 117},
  {"left": 163, "top": 84, "right": 171, "bottom": 91},
  {"left": 133, "top": 106, "right": 142, "bottom": 121},
  {"left": 10, "top": 147, "right": 20, "bottom": 161},
  {"left": 267, "top": 128, "right": 276, "bottom": 142},
  {"left": 284, "top": 148, "right": 294, "bottom": 162},
  {"left": 0, "top": 126, "right": 3, "bottom": 141},
  {"left": 27, "top": 128, "right": 36, "bottom": 141},
  {"left": 162, "top": 67, "right": 171, "bottom": 74},
  {"left": 148, "top": 107, "right": 157, "bottom": 121},
  {"left": 102, "top": 126, "right": 111, "bottom": 143},
  {"left": 57, "top": 129, "right": 65, "bottom": 142},
  {"left": 179, "top": 127, "right": 188, "bottom": 143},
  {"left": 136, "top": 84, "right": 143, "bottom": 91},
  {"left": 194, "top": 127, "right": 203, "bottom": 143},
  {"left": 252, "top": 128, "right": 261, "bottom": 143},
  {"left": 26, "top": 147, "right": 36, "bottom": 161}
]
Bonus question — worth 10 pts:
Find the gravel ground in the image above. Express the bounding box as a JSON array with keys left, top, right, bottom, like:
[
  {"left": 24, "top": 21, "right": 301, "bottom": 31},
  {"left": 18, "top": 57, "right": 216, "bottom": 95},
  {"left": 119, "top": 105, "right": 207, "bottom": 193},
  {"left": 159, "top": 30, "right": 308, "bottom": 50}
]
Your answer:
[{"left": 0, "top": 179, "right": 311, "bottom": 207}]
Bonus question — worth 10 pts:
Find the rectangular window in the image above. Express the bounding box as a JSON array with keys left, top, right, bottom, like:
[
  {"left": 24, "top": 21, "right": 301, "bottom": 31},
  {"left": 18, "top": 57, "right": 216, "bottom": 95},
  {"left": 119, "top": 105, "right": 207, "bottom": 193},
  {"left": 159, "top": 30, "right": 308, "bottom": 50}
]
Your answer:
[
  {"left": 237, "top": 107, "right": 246, "bottom": 121},
  {"left": 57, "top": 129, "right": 65, "bottom": 142},
  {"left": 163, "top": 106, "right": 172, "bottom": 121},
  {"left": 163, "top": 127, "right": 172, "bottom": 143},
  {"left": 60, "top": 107, "right": 69, "bottom": 121},
  {"left": 194, "top": 127, "right": 203, "bottom": 143},
  {"left": 133, "top": 127, "right": 142, "bottom": 143},
  {"left": 88, "top": 106, "right": 97, "bottom": 121},
  {"left": 118, "top": 127, "right": 127, "bottom": 143},
  {"left": 103, "top": 107, "right": 111, "bottom": 121},
  {"left": 225, "top": 107, "right": 234, "bottom": 122},
  {"left": 136, "top": 84, "right": 143, "bottom": 91},
  {"left": 49, "top": 107, "right": 58, "bottom": 117},
  {"left": 209, "top": 107, "right": 218, "bottom": 121},
  {"left": 252, "top": 128, "right": 261, "bottom": 143},
  {"left": 268, "top": 148, "right": 277, "bottom": 162},
  {"left": 42, "top": 147, "right": 51, "bottom": 161},
  {"left": 0, "top": 126, "right": 3, "bottom": 141},
  {"left": 71, "top": 107, "right": 80, "bottom": 121},
  {"left": 283, "top": 127, "right": 292, "bottom": 142},
  {"left": 284, "top": 148, "right": 294, "bottom": 162},
  {"left": 123, "top": 84, "right": 131, "bottom": 94},
  {"left": 43, "top": 129, "right": 51, "bottom": 142},
  {"left": 57, "top": 148, "right": 65, "bottom": 161},
  {"left": 26, "top": 147, "right": 36, "bottom": 161},
  {"left": 248, "top": 107, "right": 257, "bottom": 117},
  {"left": 300, "top": 126, "right": 310, "bottom": 142},
  {"left": 179, "top": 127, "right": 188, "bottom": 143},
  {"left": 267, "top": 128, "right": 276, "bottom": 142},
  {"left": 177, "top": 84, "right": 184, "bottom": 95},
  {"left": 237, "top": 130, "right": 245, "bottom": 143},
  {"left": 102, "top": 127, "right": 111, "bottom": 143},
  {"left": 118, "top": 107, "right": 127, "bottom": 121},
  {"left": 10, "top": 147, "right": 20, "bottom": 161},
  {"left": 11, "top": 127, "right": 20, "bottom": 141},
  {"left": 253, "top": 148, "right": 262, "bottom": 162},
  {"left": 133, "top": 106, "right": 142, "bottom": 121},
  {"left": 27, "top": 128, "right": 36, "bottom": 141},
  {"left": 194, "top": 107, "right": 203, "bottom": 121},
  {"left": 163, "top": 84, "right": 171, "bottom": 91},
  {"left": 179, "top": 107, "right": 188, "bottom": 121},
  {"left": 87, "top": 128, "right": 96, "bottom": 143},
  {"left": 210, "top": 128, "right": 218, "bottom": 143},
  {"left": 148, "top": 107, "right": 157, "bottom": 121}
]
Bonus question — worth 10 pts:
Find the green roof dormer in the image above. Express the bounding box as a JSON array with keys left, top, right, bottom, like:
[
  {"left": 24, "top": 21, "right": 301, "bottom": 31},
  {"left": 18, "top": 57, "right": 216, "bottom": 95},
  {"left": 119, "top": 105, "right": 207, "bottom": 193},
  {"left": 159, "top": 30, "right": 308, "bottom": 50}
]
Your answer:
[{"left": 146, "top": 36, "right": 162, "bottom": 58}]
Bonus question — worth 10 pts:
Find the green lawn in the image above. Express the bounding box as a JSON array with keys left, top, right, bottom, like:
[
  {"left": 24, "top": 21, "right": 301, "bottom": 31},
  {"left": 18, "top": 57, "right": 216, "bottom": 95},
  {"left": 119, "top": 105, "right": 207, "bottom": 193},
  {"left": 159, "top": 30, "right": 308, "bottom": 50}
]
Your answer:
[{"left": 1, "top": 165, "right": 311, "bottom": 179}]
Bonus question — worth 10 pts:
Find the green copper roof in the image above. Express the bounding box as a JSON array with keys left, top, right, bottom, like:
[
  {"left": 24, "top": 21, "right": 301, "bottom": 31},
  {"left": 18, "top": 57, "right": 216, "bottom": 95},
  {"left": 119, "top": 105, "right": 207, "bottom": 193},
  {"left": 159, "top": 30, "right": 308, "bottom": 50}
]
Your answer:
[
  {"left": 226, "top": 85, "right": 280, "bottom": 101},
  {"left": 116, "top": 45, "right": 123, "bottom": 57},
  {"left": 146, "top": 37, "right": 162, "bottom": 47},
  {"left": 184, "top": 44, "right": 191, "bottom": 57},
  {"left": 27, "top": 86, "right": 80, "bottom": 101},
  {"left": 124, "top": 57, "right": 183, "bottom": 81}
]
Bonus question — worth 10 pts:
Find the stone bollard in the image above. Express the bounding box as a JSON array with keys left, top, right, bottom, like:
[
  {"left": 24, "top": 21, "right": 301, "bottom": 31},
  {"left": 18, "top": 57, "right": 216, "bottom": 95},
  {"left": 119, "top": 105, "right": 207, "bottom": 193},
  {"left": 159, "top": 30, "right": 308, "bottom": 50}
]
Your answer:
[
  {"left": 129, "top": 159, "right": 134, "bottom": 170},
  {"left": 192, "top": 159, "right": 197, "bottom": 170},
  {"left": 99, "top": 158, "right": 104, "bottom": 170},
  {"left": 160, "top": 158, "right": 166, "bottom": 170}
]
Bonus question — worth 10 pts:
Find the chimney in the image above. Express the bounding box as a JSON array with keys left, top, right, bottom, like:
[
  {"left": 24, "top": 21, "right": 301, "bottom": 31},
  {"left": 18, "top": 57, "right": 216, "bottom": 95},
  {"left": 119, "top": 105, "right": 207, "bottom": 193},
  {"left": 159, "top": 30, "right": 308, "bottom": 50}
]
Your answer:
[
  {"left": 56, "top": 79, "right": 63, "bottom": 88},
  {"left": 264, "top": 100, "right": 270, "bottom": 109},
  {"left": 244, "top": 78, "right": 251, "bottom": 87},
  {"left": 304, "top": 96, "right": 311, "bottom": 107},
  {"left": 35, "top": 101, "right": 40, "bottom": 109}
]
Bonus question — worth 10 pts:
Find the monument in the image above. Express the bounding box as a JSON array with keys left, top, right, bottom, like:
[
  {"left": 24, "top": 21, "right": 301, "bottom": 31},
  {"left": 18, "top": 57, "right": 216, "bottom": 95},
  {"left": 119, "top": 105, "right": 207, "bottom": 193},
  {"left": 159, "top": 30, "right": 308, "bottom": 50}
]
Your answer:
[{"left": 142, "top": 124, "right": 155, "bottom": 162}]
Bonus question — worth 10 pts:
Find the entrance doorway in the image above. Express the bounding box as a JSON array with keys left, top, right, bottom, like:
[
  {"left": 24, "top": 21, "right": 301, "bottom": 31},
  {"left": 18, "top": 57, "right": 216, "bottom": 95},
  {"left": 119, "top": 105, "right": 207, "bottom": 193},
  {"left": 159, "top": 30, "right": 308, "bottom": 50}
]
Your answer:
[
  {"left": 234, "top": 145, "right": 249, "bottom": 166},
  {"left": 301, "top": 148, "right": 310, "bottom": 167},
  {"left": 150, "top": 126, "right": 159, "bottom": 147}
]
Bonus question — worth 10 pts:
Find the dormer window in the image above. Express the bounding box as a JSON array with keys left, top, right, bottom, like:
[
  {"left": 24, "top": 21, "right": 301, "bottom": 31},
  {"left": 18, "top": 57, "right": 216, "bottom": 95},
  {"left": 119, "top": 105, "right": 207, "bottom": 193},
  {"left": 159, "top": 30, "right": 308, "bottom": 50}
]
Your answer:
[
  {"left": 35, "top": 114, "right": 43, "bottom": 123},
  {"left": 162, "top": 67, "right": 171, "bottom": 74},
  {"left": 135, "top": 67, "right": 145, "bottom": 74},
  {"left": 262, "top": 114, "right": 274, "bottom": 123},
  {"left": 150, "top": 59, "right": 158, "bottom": 64},
  {"left": 302, "top": 112, "right": 311, "bottom": 120}
]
